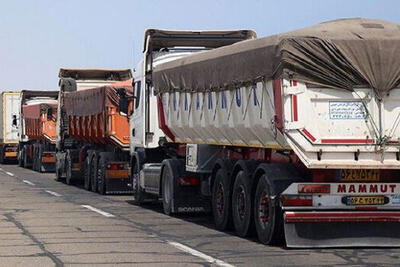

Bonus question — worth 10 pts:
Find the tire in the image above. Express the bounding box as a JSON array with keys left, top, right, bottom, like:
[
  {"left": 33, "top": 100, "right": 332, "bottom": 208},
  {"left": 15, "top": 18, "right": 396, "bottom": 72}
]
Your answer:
[
  {"left": 254, "top": 174, "right": 283, "bottom": 245},
  {"left": 37, "top": 145, "right": 43, "bottom": 173},
  {"left": 97, "top": 155, "right": 107, "bottom": 195},
  {"left": 0, "top": 147, "right": 4, "bottom": 164},
  {"left": 232, "top": 170, "right": 254, "bottom": 237},
  {"left": 212, "top": 168, "right": 232, "bottom": 231},
  {"left": 161, "top": 163, "right": 174, "bottom": 215},
  {"left": 18, "top": 147, "right": 24, "bottom": 167},
  {"left": 65, "top": 152, "right": 74, "bottom": 185},
  {"left": 90, "top": 153, "right": 98, "bottom": 193},
  {"left": 55, "top": 165, "right": 63, "bottom": 181},
  {"left": 131, "top": 157, "right": 146, "bottom": 205},
  {"left": 24, "top": 148, "right": 31, "bottom": 169},
  {"left": 83, "top": 155, "right": 91, "bottom": 191}
]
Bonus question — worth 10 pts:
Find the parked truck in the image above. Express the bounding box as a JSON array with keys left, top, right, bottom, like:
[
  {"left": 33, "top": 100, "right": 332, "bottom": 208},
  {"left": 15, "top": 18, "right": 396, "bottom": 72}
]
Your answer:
[
  {"left": 18, "top": 90, "right": 59, "bottom": 172},
  {"left": 0, "top": 91, "right": 21, "bottom": 163},
  {"left": 118, "top": 19, "right": 400, "bottom": 247},
  {"left": 55, "top": 69, "right": 133, "bottom": 194}
]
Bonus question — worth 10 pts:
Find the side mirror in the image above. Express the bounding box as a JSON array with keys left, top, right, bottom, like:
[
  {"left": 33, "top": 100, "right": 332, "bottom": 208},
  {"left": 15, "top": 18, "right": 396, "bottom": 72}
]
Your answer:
[
  {"left": 12, "top": 115, "right": 17, "bottom": 127},
  {"left": 119, "top": 97, "right": 129, "bottom": 115},
  {"left": 47, "top": 108, "right": 53, "bottom": 121}
]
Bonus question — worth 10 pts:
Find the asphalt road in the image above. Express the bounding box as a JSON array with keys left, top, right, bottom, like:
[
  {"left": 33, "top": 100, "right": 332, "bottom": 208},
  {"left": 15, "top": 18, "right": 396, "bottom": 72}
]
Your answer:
[{"left": 0, "top": 164, "right": 400, "bottom": 266}]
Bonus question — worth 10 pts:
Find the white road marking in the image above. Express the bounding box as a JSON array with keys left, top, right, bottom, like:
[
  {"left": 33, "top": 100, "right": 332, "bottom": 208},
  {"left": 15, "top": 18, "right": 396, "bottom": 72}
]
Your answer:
[
  {"left": 81, "top": 205, "right": 115, "bottom": 217},
  {"left": 22, "top": 180, "right": 35, "bottom": 186},
  {"left": 45, "top": 190, "right": 62, "bottom": 197},
  {"left": 167, "top": 241, "right": 234, "bottom": 267},
  {"left": 5, "top": 171, "right": 14, "bottom": 176}
]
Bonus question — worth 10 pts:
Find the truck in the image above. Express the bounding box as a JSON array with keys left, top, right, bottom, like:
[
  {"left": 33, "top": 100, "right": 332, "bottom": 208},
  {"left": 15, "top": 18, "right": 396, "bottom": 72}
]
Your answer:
[
  {"left": 18, "top": 90, "right": 59, "bottom": 172},
  {"left": 0, "top": 91, "right": 21, "bottom": 163},
  {"left": 55, "top": 69, "right": 133, "bottom": 194},
  {"left": 118, "top": 18, "right": 400, "bottom": 247}
]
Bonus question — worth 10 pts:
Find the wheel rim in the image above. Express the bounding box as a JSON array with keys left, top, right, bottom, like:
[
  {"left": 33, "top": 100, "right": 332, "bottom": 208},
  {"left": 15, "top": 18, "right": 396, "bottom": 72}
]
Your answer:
[
  {"left": 216, "top": 182, "right": 225, "bottom": 215},
  {"left": 258, "top": 191, "right": 270, "bottom": 229},
  {"left": 236, "top": 185, "right": 246, "bottom": 221}
]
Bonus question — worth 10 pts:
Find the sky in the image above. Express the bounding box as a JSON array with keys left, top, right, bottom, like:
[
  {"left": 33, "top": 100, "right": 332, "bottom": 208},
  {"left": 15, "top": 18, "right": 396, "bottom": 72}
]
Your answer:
[{"left": 0, "top": 0, "right": 399, "bottom": 91}]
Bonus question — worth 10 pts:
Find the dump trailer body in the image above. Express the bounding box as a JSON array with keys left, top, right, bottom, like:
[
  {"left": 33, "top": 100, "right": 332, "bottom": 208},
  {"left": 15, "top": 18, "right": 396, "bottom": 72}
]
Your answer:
[
  {"left": 56, "top": 69, "right": 133, "bottom": 194},
  {"left": 18, "top": 90, "right": 59, "bottom": 172},
  {"left": 151, "top": 18, "right": 400, "bottom": 247},
  {"left": 0, "top": 92, "right": 21, "bottom": 162},
  {"left": 63, "top": 79, "right": 132, "bottom": 148}
]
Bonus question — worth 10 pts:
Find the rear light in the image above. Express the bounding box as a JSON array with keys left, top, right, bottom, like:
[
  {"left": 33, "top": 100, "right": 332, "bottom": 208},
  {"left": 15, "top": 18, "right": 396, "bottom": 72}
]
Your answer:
[
  {"left": 281, "top": 195, "right": 313, "bottom": 207},
  {"left": 178, "top": 177, "right": 200, "bottom": 186},
  {"left": 298, "top": 184, "right": 330, "bottom": 194},
  {"left": 5, "top": 148, "right": 15, "bottom": 152},
  {"left": 42, "top": 153, "right": 54, "bottom": 158},
  {"left": 107, "top": 164, "right": 120, "bottom": 170}
]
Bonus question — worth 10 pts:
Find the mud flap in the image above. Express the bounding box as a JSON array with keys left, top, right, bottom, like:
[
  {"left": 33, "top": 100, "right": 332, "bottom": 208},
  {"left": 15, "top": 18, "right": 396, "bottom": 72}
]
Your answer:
[
  {"left": 172, "top": 186, "right": 211, "bottom": 213},
  {"left": 285, "top": 222, "right": 400, "bottom": 248},
  {"left": 105, "top": 178, "right": 133, "bottom": 194}
]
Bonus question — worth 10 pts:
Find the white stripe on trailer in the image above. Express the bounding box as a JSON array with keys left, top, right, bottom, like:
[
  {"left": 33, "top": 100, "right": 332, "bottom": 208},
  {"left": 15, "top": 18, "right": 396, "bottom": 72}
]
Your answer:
[
  {"left": 81, "top": 205, "right": 115, "bottom": 217},
  {"left": 22, "top": 180, "right": 35, "bottom": 186},
  {"left": 167, "top": 241, "right": 234, "bottom": 267}
]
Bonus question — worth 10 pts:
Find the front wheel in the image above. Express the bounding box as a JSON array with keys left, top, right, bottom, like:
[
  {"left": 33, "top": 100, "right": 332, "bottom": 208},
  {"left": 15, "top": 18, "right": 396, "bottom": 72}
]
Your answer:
[
  {"left": 97, "top": 155, "right": 107, "bottom": 195},
  {"left": 162, "top": 164, "right": 174, "bottom": 215},
  {"left": 83, "top": 155, "right": 91, "bottom": 191},
  {"left": 254, "top": 174, "right": 283, "bottom": 245},
  {"left": 131, "top": 158, "right": 146, "bottom": 205}
]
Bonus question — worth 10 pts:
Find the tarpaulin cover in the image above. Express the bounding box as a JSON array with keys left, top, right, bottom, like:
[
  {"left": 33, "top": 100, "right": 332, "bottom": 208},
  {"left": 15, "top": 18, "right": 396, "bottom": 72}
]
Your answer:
[
  {"left": 22, "top": 102, "right": 58, "bottom": 119},
  {"left": 64, "top": 79, "right": 133, "bottom": 116},
  {"left": 153, "top": 18, "right": 400, "bottom": 98}
]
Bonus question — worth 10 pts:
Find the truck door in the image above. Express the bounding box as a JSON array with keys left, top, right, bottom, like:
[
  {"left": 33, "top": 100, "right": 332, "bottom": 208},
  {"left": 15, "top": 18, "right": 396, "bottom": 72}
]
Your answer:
[{"left": 130, "top": 80, "right": 144, "bottom": 149}]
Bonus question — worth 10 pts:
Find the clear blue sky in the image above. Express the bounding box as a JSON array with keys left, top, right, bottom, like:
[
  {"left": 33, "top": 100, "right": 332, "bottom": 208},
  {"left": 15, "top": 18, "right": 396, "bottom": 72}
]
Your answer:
[{"left": 0, "top": 0, "right": 399, "bottom": 91}]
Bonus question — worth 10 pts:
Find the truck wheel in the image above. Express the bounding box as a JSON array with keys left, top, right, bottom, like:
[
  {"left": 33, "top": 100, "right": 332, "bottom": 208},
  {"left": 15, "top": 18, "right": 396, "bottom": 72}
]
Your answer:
[
  {"left": 66, "top": 153, "right": 74, "bottom": 185},
  {"left": 37, "top": 145, "right": 43, "bottom": 173},
  {"left": 0, "top": 147, "right": 4, "bottom": 164},
  {"left": 232, "top": 170, "right": 254, "bottom": 237},
  {"left": 90, "top": 153, "right": 98, "bottom": 193},
  {"left": 18, "top": 147, "right": 25, "bottom": 167},
  {"left": 97, "top": 155, "right": 107, "bottom": 195},
  {"left": 24, "top": 148, "right": 31, "bottom": 169},
  {"left": 55, "top": 165, "right": 63, "bottom": 181},
  {"left": 254, "top": 174, "right": 283, "bottom": 245},
  {"left": 161, "top": 163, "right": 174, "bottom": 215},
  {"left": 212, "top": 168, "right": 232, "bottom": 230},
  {"left": 83, "top": 155, "right": 91, "bottom": 191},
  {"left": 131, "top": 157, "right": 146, "bottom": 204}
]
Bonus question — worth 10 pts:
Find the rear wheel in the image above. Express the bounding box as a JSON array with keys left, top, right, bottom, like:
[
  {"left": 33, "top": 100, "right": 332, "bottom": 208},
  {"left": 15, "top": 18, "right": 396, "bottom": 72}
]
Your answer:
[
  {"left": 24, "top": 148, "right": 31, "bottom": 169},
  {"left": 18, "top": 147, "right": 24, "bottom": 167},
  {"left": 97, "top": 155, "right": 107, "bottom": 195},
  {"left": 212, "top": 168, "right": 232, "bottom": 230},
  {"left": 65, "top": 152, "right": 74, "bottom": 185},
  {"left": 254, "top": 174, "right": 283, "bottom": 245},
  {"left": 83, "top": 155, "right": 91, "bottom": 191},
  {"left": 90, "top": 153, "right": 98, "bottom": 193},
  {"left": 232, "top": 170, "right": 254, "bottom": 237}
]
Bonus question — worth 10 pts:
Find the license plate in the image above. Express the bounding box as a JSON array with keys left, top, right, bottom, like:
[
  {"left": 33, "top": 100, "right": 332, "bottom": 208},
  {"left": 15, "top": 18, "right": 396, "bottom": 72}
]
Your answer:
[
  {"left": 344, "top": 196, "right": 386, "bottom": 205},
  {"left": 340, "top": 169, "right": 380, "bottom": 182}
]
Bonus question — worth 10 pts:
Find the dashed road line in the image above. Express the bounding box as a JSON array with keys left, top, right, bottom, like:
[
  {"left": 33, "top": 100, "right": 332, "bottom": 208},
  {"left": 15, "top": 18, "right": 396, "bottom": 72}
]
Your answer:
[
  {"left": 81, "top": 205, "right": 115, "bottom": 217},
  {"left": 45, "top": 190, "right": 62, "bottom": 197},
  {"left": 167, "top": 241, "right": 235, "bottom": 267},
  {"left": 5, "top": 171, "right": 14, "bottom": 176},
  {"left": 22, "top": 180, "right": 35, "bottom": 186}
]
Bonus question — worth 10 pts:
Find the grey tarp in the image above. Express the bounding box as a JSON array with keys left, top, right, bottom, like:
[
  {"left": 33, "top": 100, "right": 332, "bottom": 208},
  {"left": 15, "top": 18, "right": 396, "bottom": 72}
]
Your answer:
[
  {"left": 64, "top": 79, "right": 133, "bottom": 116},
  {"left": 153, "top": 18, "right": 400, "bottom": 98}
]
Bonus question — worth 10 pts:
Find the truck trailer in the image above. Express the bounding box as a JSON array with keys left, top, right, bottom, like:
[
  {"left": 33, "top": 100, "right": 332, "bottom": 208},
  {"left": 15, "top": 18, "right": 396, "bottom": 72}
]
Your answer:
[
  {"left": 18, "top": 90, "right": 59, "bottom": 172},
  {"left": 119, "top": 19, "right": 400, "bottom": 247},
  {"left": 0, "top": 91, "right": 21, "bottom": 163},
  {"left": 55, "top": 69, "right": 133, "bottom": 194}
]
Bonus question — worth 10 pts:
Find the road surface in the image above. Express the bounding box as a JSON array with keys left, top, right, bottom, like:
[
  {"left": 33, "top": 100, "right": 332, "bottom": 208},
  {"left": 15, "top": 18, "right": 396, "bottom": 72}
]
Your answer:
[{"left": 0, "top": 164, "right": 399, "bottom": 266}]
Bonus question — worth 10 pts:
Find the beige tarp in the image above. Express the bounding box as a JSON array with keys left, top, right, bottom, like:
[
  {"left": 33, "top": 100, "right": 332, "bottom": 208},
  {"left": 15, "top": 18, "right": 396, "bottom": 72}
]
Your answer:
[{"left": 153, "top": 18, "right": 400, "bottom": 99}]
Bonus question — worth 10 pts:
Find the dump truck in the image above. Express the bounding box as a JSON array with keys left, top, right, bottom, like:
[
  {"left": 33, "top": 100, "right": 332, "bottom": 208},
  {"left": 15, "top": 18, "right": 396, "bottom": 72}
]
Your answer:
[
  {"left": 0, "top": 91, "right": 21, "bottom": 163},
  {"left": 18, "top": 90, "right": 59, "bottom": 172},
  {"left": 56, "top": 69, "right": 133, "bottom": 194},
  {"left": 118, "top": 19, "right": 400, "bottom": 247}
]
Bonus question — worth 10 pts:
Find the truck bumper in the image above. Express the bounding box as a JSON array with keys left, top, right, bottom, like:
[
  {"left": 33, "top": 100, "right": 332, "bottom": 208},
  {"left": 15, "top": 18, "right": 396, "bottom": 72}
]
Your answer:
[
  {"left": 284, "top": 211, "right": 400, "bottom": 247},
  {"left": 105, "top": 175, "right": 132, "bottom": 194}
]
